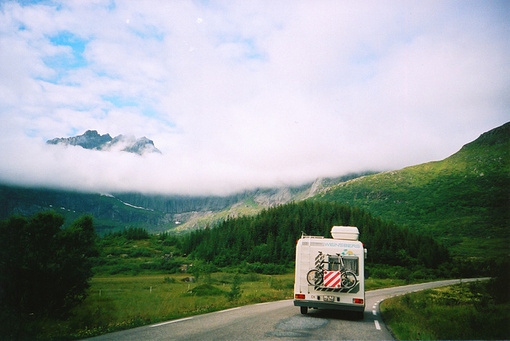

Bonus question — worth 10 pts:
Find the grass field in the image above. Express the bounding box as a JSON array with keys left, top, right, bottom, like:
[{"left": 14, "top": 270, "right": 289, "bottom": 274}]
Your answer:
[
  {"left": 31, "top": 272, "right": 411, "bottom": 339},
  {"left": 380, "top": 280, "right": 510, "bottom": 340},
  {"left": 39, "top": 272, "right": 294, "bottom": 339}
]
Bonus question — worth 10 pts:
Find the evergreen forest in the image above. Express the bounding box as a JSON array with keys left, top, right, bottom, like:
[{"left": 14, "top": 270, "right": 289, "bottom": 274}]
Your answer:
[{"left": 180, "top": 201, "right": 451, "bottom": 275}]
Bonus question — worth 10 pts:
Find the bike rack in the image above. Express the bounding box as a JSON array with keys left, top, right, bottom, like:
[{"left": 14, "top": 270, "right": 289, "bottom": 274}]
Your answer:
[
  {"left": 313, "top": 282, "right": 359, "bottom": 293},
  {"left": 309, "top": 251, "right": 360, "bottom": 293}
]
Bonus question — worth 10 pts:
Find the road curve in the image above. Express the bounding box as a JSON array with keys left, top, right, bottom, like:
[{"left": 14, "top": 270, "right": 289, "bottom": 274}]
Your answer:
[{"left": 87, "top": 278, "right": 487, "bottom": 341}]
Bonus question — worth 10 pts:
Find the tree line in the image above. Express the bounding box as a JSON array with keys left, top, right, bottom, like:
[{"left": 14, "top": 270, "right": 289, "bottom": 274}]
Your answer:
[
  {"left": 0, "top": 212, "right": 97, "bottom": 338},
  {"left": 180, "top": 201, "right": 451, "bottom": 270}
]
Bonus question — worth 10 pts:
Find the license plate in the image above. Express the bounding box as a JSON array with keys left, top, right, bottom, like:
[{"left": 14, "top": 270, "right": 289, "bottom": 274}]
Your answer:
[{"left": 323, "top": 295, "right": 335, "bottom": 302}]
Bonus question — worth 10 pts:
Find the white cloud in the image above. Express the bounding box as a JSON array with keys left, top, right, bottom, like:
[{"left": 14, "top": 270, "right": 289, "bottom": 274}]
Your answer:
[{"left": 0, "top": 0, "right": 508, "bottom": 195}]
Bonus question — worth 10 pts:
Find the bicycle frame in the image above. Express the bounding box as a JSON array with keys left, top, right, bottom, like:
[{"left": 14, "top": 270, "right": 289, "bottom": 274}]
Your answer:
[{"left": 307, "top": 251, "right": 358, "bottom": 289}]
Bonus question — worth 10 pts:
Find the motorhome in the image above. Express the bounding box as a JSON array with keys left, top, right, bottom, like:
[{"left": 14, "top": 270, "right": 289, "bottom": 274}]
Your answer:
[{"left": 293, "top": 226, "right": 366, "bottom": 319}]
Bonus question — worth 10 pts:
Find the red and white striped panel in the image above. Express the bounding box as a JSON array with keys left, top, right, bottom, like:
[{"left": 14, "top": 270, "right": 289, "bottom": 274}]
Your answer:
[{"left": 324, "top": 271, "right": 342, "bottom": 288}]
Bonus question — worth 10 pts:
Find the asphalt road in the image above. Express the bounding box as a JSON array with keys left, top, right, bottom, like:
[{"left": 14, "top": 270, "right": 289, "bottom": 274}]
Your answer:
[{"left": 87, "top": 278, "right": 486, "bottom": 341}]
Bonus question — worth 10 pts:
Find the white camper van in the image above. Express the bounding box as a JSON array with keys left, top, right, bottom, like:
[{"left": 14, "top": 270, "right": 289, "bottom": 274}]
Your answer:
[{"left": 294, "top": 226, "right": 366, "bottom": 319}]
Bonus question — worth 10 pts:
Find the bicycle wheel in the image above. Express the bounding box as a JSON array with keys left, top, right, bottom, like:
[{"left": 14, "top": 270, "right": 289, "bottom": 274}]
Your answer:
[
  {"left": 306, "top": 269, "right": 323, "bottom": 286},
  {"left": 340, "top": 270, "right": 357, "bottom": 289}
]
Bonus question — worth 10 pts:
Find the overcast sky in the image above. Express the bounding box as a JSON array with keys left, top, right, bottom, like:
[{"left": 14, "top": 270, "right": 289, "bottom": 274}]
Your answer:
[{"left": 0, "top": 1, "right": 508, "bottom": 196}]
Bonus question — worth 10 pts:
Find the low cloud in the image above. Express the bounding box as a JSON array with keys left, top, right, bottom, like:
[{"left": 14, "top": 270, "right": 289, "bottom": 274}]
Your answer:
[{"left": 0, "top": 1, "right": 508, "bottom": 196}]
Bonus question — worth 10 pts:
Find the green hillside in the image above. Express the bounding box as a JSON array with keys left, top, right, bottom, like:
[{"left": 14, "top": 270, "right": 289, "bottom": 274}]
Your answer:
[
  {"left": 0, "top": 186, "right": 170, "bottom": 233},
  {"left": 314, "top": 122, "right": 510, "bottom": 258}
]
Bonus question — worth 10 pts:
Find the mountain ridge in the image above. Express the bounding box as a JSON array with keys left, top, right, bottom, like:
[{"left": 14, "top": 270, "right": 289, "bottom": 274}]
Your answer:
[
  {"left": 0, "top": 172, "right": 373, "bottom": 234},
  {"left": 46, "top": 130, "right": 161, "bottom": 155}
]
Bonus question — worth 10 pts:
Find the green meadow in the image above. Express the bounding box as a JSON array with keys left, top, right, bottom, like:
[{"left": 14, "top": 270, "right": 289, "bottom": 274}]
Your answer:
[
  {"left": 35, "top": 272, "right": 294, "bottom": 339},
  {"left": 381, "top": 279, "right": 510, "bottom": 340},
  {"left": 32, "top": 272, "right": 416, "bottom": 340}
]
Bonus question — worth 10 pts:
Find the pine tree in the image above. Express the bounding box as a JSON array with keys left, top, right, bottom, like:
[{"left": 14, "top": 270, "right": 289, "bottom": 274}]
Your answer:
[{"left": 226, "top": 272, "right": 242, "bottom": 301}]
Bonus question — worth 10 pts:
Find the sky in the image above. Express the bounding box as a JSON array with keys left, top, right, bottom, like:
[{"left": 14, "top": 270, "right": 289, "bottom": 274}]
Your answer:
[{"left": 0, "top": 0, "right": 508, "bottom": 196}]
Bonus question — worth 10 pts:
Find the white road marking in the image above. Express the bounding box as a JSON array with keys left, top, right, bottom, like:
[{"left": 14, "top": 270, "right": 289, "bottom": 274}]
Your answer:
[
  {"left": 255, "top": 302, "right": 271, "bottom": 306},
  {"left": 217, "top": 307, "right": 241, "bottom": 313},
  {"left": 150, "top": 317, "right": 194, "bottom": 328},
  {"left": 372, "top": 310, "right": 377, "bottom": 316},
  {"left": 374, "top": 320, "right": 381, "bottom": 330}
]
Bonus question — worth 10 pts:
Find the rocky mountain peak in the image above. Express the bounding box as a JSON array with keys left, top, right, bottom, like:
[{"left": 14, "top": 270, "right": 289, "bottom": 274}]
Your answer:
[{"left": 46, "top": 130, "right": 161, "bottom": 155}]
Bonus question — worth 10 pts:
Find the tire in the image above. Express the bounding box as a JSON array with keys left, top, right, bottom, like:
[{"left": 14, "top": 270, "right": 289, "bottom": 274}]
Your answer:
[
  {"left": 300, "top": 306, "right": 308, "bottom": 315},
  {"left": 340, "top": 270, "right": 357, "bottom": 289},
  {"left": 306, "top": 269, "right": 323, "bottom": 286}
]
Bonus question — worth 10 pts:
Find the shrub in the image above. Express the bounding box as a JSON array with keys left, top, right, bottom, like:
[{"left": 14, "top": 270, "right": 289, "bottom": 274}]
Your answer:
[
  {"left": 241, "top": 262, "right": 287, "bottom": 275},
  {"left": 128, "top": 247, "right": 153, "bottom": 258},
  {"left": 157, "top": 258, "right": 181, "bottom": 273},
  {"left": 185, "top": 284, "right": 225, "bottom": 297},
  {"left": 163, "top": 277, "right": 176, "bottom": 283},
  {"left": 109, "top": 264, "right": 139, "bottom": 275},
  {"left": 225, "top": 273, "right": 242, "bottom": 301}
]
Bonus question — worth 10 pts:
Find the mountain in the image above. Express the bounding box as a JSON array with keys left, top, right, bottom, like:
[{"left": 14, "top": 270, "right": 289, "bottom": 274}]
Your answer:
[
  {"left": 0, "top": 186, "right": 170, "bottom": 234},
  {"left": 104, "top": 172, "right": 375, "bottom": 231},
  {"left": 3, "top": 123, "right": 508, "bottom": 258},
  {"left": 46, "top": 130, "right": 161, "bottom": 155},
  {"left": 313, "top": 122, "right": 510, "bottom": 258},
  {"left": 0, "top": 172, "right": 371, "bottom": 235}
]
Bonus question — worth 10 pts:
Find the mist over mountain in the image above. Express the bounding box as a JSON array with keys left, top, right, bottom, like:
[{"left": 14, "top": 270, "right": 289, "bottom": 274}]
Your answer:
[
  {"left": 2, "top": 122, "right": 508, "bottom": 258},
  {"left": 47, "top": 130, "right": 161, "bottom": 155},
  {"left": 0, "top": 172, "right": 373, "bottom": 234}
]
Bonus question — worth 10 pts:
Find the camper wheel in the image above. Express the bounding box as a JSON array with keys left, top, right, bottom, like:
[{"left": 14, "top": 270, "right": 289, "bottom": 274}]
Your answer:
[{"left": 300, "top": 306, "right": 308, "bottom": 315}]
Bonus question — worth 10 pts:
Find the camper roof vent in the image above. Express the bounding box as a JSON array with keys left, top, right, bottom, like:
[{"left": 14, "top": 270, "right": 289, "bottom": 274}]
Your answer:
[{"left": 331, "top": 226, "right": 359, "bottom": 241}]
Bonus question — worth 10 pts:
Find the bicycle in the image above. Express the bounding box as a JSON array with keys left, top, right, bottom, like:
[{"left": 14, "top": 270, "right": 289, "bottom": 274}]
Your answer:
[{"left": 306, "top": 252, "right": 358, "bottom": 289}]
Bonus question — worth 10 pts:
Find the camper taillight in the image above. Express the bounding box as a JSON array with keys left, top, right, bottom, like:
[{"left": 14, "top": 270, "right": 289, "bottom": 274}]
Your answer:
[
  {"left": 353, "top": 298, "right": 364, "bottom": 305},
  {"left": 295, "top": 294, "right": 306, "bottom": 299}
]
